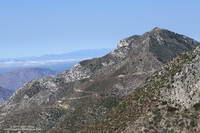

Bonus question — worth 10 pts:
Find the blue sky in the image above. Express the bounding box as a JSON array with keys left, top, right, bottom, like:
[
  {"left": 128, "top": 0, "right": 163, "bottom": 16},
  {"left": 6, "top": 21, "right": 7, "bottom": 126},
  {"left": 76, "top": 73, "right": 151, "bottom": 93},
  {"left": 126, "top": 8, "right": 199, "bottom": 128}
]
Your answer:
[{"left": 0, "top": 0, "right": 200, "bottom": 58}]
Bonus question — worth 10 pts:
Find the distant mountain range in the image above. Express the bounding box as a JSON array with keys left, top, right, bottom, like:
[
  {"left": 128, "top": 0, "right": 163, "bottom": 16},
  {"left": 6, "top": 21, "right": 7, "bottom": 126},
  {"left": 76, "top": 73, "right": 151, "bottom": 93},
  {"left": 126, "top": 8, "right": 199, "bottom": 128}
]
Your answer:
[
  {"left": 0, "top": 68, "right": 57, "bottom": 104},
  {"left": 0, "top": 68, "right": 57, "bottom": 91},
  {"left": 0, "top": 49, "right": 111, "bottom": 73},
  {"left": 0, "top": 49, "right": 111, "bottom": 104}
]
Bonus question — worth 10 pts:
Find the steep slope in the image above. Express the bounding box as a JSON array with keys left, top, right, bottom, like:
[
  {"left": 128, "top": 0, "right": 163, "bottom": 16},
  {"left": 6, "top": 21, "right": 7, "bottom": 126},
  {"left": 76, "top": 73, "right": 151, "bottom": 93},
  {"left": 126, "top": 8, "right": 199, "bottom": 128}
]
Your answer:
[
  {"left": 82, "top": 45, "right": 200, "bottom": 133},
  {"left": 0, "top": 68, "right": 57, "bottom": 90},
  {"left": 0, "top": 28, "right": 199, "bottom": 132},
  {"left": 0, "top": 87, "right": 13, "bottom": 104}
]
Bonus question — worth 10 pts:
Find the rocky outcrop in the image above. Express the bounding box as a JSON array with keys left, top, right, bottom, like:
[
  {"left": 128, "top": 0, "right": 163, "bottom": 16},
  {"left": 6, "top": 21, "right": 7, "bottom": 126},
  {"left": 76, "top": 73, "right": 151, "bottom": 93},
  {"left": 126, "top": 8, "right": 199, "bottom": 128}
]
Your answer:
[
  {"left": 0, "top": 28, "right": 199, "bottom": 132},
  {"left": 161, "top": 47, "right": 200, "bottom": 109}
]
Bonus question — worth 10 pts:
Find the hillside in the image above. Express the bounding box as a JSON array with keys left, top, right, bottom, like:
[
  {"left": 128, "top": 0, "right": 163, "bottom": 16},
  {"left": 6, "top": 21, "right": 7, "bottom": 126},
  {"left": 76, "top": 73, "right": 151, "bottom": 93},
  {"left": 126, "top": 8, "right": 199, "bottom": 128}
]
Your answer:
[
  {"left": 82, "top": 45, "right": 200, "bottom": 133},
  {"left": 0, "top": 27, "right": 199, "bottom": 132}
]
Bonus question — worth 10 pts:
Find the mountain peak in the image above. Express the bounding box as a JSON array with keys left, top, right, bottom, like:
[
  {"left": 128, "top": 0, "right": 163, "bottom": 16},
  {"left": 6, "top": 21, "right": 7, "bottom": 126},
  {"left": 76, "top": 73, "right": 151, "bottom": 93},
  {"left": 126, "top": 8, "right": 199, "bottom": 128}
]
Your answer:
[
  {"left": 147, "top": 27, "right": 178, "bottom": 36},
  {"left": 152, "top": 27, "right": 162, "bottom": 32},
  {"left": 1, "top": 28, "right": 199, "bottom": 132}
]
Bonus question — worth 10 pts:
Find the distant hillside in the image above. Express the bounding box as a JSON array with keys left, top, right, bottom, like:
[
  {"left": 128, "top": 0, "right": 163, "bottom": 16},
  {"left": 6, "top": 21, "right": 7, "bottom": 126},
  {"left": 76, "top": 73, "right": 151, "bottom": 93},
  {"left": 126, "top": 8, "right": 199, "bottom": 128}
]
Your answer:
[
  {"left": 0, "top": 86, "right": 13, "bottom": 104},
  {"left": 0, "top": 68, "right": 57, "bottom": 90}
]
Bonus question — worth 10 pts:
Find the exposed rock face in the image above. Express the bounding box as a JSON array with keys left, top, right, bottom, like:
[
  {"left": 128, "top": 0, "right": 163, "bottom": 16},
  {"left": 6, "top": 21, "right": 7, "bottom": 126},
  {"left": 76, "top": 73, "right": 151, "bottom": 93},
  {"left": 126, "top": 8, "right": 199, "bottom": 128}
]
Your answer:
[
  {"left": 82, "top": 45, "right": 200, "bottom": 133},
  {"left": 0, "top": 28, "right": 199, "bottom": 132},
  {"left": 161, "top": 47, "right": 200, "bottom": 108},
  {"left": 59, "top": 64, "right": 91, "bottom": 83}
]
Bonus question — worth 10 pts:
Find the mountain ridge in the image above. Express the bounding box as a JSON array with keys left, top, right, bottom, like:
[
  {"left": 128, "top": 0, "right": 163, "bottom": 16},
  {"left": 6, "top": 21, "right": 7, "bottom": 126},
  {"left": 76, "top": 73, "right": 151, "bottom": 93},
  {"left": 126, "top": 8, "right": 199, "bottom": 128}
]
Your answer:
[{"left": 0, "top": 27, "right": 199, "bottom": 132}]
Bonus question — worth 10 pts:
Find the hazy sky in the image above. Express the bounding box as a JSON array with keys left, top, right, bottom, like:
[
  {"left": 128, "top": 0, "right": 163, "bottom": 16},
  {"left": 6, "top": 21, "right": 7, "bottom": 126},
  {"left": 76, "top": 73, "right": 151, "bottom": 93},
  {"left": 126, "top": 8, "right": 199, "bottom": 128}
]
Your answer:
[{"left": 0, "top": 0, "right": 199, "bottom": 58}]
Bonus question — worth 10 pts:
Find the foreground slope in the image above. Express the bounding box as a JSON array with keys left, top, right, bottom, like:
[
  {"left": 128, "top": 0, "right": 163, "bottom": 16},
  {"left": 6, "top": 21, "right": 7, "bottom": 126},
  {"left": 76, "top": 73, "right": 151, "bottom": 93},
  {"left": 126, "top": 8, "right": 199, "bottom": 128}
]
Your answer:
[
  {"left": 0, "top": 28, "right": 199, "bottom": 132},
  {"left": 82, "top": 45, "right": 200, "bottom": 133}
]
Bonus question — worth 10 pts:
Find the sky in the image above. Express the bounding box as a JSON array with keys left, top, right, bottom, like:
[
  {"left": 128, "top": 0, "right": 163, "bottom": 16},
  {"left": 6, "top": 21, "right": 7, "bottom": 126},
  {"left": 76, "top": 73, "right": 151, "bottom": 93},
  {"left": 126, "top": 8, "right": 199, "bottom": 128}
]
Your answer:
[{"left": 0, "top": 0, "right": 200, "bottom": 58}]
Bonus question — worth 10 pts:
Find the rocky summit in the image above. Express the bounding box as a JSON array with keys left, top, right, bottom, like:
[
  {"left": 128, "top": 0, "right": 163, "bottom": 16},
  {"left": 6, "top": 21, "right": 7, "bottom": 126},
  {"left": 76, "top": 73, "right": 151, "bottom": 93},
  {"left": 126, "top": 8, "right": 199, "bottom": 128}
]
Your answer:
[{"left": 0, "top": 28, "right": 199, "bottom": 133}]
